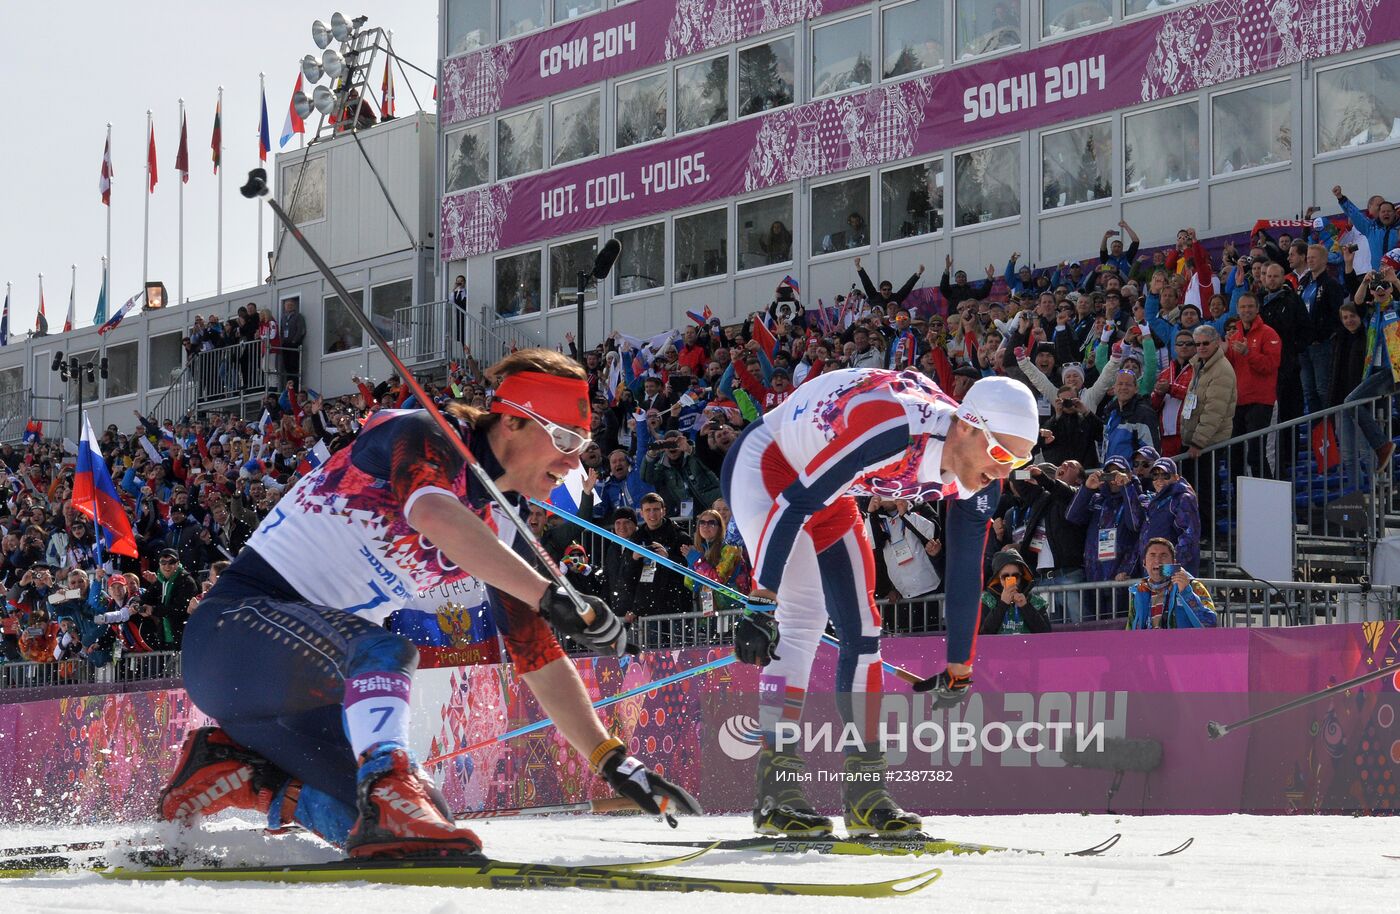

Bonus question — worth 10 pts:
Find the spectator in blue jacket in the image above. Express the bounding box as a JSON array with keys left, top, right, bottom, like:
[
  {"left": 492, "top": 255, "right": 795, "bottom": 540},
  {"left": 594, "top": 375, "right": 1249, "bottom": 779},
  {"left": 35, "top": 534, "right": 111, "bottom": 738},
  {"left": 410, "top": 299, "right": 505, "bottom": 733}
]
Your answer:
[
  {"left": 593, "top": 449, "right": 655, "bottom": 520},
  {"left": 1334, "top": 185, "right": 1400, "bottom": 264},
  {"left": 1130, "top": 538, "right": 1218, "bottom": 629},
  {"left": 1099, "top": 221, "right": 1141, "bottom": 276},
  {"left": 1004, "top": 253, "right": 1037, "bottom": 296},
  {"left": 1067, "top": 456, "right": 1144, "bottom": 584},
  {"left": 1136, "top": 458, "right": 1202, "bottom": 574}
]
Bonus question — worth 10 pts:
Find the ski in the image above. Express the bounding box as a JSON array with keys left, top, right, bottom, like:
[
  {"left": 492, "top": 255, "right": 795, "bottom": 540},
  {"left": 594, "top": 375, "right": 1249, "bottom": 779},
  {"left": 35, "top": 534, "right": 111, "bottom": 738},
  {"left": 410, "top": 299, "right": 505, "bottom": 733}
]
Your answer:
[
  {"left": 91, "top": 853, "right": 941, "bottom": 896},
  {"left": 1158, "top": 838, "right": 1194, "bottom": 857},
  {"left": 611, "top": 833, "right": 1121, "bottom": 857}
]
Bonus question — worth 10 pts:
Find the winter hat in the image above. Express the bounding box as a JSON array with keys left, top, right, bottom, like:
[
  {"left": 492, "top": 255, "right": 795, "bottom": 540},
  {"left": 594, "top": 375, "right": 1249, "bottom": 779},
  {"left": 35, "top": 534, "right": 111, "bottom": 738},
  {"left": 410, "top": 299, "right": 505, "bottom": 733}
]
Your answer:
[
  {"left": 1382, "top": 248, "right": 1400, "bottom": 273},
  {"left": 1179, "top": 302, "right": 1202, "bottom": 317},
  {"left": 1060, "top": 362, "right": 1086, "bottom": 383},
  {"left": 959, "top": 377, "right": 1040, "bottom": 446}
]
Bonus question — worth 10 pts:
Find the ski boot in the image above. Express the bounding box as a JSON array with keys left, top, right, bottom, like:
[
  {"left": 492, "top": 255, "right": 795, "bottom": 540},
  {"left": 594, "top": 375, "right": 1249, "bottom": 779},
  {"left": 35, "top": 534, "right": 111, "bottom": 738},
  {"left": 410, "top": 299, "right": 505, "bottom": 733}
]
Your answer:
[
  {"left": 752, "top": 748, "right": 833, "bottom": 836},
  {"left": 158, "top": 726, "right": 292, "bottom": 823},
  {"left": 842, "top": 751, "right": 924, "bottom": 837},
  {"left": 346, "top": 743, "right": 482, "bottom": 858}
]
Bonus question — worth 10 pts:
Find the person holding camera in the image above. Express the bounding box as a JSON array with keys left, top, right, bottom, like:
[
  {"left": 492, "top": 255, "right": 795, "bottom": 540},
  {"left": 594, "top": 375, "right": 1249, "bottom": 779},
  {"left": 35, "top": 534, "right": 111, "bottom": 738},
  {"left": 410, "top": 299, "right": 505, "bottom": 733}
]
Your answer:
[
  {"left": 642, "top": 429, "right": 721, "bottom": 520},
  {"left": 1067, "top": 455, "right": 1144, "bottom": 592},
  {"left": 1338, "top": 258, "right": 1400, "bottom": 487},
  {"left": 979, "top": 548, "right": 1052, "bottom": 635},
  {"left": 1130, "top": 538, "right": 1217, "bottom": 630}
]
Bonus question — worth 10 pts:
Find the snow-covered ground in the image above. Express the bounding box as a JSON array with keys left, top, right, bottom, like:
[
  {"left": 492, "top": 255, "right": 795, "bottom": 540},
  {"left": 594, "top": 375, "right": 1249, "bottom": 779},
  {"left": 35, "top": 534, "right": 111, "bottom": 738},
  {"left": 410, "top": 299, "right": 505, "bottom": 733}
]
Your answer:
[{"left": 0, "top": 812, "right": 1392, "bottom": 913}]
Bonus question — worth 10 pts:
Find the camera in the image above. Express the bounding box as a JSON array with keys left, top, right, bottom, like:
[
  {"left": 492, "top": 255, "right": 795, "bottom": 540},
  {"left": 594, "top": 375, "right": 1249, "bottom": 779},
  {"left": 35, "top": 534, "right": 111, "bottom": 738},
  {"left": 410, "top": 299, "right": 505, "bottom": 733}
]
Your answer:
[{"left": 1161, "top": 564, "right": 1177, "bottom": 577}]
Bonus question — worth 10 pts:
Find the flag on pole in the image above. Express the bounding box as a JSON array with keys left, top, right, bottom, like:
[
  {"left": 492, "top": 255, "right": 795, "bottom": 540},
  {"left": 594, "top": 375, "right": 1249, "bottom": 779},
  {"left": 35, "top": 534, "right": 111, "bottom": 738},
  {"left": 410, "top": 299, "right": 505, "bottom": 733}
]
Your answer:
[
  {"left": 750, "top": 315, "right": 778, "bottom": 358},
  {"left": 74, "top": 413, "right": 139, "bottom": 558},
  {"left": 146, "top": 119, "right": 158, "bottom": 192},
  {"left": 280, "top": 74, "right": 305, "bottom": 147},
  {"left": 175, "top": 109, "right": 189, "bottom": 182},
  {"left": 99, "top": 135, "right": 113, "bottom": 205},
  {"left": 295, "top": 440, "right": 331, "bottom": 476},
  {"left": 94, "top": 265, "right": 108, "bottom": 326},
  {"left": 0, "top": 288, "right": 9, "bottom": 347},
  {"left": 35, "top": 279, "right": 47, "bottom": 335},
  {"left": 258, "top": 83, "right": 271, "bottom": 162},
  {"left": 211, "top": 99, "right": 222, "bottom": 173},
  {"left": 64, "top": 274, "right": 74, "bottom": 334},
  {"left": 381, "top": 57, "right": 395, "bottom": 118},
  {"left": 685, "top": 305, "right": 714, "bottom": 326},
  {"left": 97, "top": 289, "right": 145, "bottom": 336}
]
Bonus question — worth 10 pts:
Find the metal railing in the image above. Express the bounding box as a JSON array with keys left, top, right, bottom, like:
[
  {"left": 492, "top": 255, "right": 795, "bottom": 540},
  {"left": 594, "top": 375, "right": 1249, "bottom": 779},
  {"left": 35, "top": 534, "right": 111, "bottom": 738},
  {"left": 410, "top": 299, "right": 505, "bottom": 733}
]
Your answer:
[
  {"left": 190, "top": 339, "right": 285, "bottom": 415},
  {"left": 391, "top": 299, "right": 542, "bottom": 373},
  {"left": 147, "top": 357, "right": 197, "bottom": 426},
  {"left": 0, "top": 650, "right": 182, "bottom": 691}
]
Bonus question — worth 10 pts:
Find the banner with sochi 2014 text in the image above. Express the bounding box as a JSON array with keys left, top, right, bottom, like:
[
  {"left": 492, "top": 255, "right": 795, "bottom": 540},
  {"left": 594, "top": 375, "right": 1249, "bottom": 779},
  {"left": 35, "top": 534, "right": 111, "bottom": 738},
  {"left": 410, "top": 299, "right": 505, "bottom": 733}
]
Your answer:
[{"left": 441, "top": 0, "right": 1400, "bottom": 261}]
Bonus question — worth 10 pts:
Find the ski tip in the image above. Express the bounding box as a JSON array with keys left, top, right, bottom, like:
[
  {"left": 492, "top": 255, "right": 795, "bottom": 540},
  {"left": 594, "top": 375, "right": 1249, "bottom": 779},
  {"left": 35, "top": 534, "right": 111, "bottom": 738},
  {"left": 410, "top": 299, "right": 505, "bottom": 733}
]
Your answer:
[
  {"left": 1158, "top": 837, "right": 1194, "bottom": 856},
  {"left": 1070, "top": 833, "right": 1122, "bottom": 856},
  {"left": 888, "top": 867, "right": 943, "bottom": 895}
]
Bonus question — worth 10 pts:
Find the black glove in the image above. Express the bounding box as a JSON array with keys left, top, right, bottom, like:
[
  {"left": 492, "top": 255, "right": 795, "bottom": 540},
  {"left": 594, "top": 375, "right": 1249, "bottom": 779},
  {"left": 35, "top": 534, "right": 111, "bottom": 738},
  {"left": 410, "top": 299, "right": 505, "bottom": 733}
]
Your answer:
[
  {"left": 734, "top": 600, "right": 780, "bottom": 667},
  {"left": 912, "top": 667, "right": 973, "bottom": 709},
  {"left": 538, "top": 586, "right": 631, "bottom": 656},
  {"left": 599, "top": 751, "right": 703, "bottom": 819}
]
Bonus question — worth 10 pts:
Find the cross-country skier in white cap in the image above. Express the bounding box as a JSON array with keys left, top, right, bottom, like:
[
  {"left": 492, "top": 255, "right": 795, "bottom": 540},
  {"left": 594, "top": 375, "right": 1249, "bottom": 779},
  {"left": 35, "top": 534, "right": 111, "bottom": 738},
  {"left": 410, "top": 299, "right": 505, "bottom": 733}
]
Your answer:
[{"left": 720, "top": 369, "right": 1038, "bottom": 836}]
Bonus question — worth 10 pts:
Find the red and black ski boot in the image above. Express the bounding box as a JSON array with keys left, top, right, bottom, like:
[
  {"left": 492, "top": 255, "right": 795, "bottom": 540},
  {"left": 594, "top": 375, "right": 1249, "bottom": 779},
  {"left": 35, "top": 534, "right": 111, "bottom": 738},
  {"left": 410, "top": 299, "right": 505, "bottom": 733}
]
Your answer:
[
  {"left": 158, "top": 726, "right": 292, "bottom": 823},
  {"left": 345, "top": 743, "right": 482, "bottom": 859}
]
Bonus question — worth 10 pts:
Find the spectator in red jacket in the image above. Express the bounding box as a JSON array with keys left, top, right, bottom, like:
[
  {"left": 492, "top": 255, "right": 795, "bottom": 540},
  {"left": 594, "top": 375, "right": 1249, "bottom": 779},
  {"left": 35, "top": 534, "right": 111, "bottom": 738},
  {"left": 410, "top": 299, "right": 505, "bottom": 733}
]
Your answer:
[
  {"left": 676, "top": 326, "right": 708, "bottom": 376},
  {"left": 1225, "top": 292, "right": 1282, "bottom": 478}
]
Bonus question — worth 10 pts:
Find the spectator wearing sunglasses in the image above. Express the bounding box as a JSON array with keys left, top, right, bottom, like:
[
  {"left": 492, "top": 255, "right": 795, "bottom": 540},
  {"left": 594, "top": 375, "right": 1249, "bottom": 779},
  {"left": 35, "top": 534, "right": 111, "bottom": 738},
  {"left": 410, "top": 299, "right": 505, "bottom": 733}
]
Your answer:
[
  {"left": 140, "top": 548, "right": 199, "bottom": 651},
  {"left": 1136, "top": 459, "right": 1202, "bottom": 575}
]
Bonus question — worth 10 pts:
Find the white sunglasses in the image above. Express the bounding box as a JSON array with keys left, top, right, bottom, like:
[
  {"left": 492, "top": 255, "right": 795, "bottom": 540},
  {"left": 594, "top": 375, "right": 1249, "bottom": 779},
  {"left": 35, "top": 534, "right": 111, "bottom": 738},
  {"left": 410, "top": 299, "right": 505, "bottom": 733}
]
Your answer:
[{"left": 496, "top": 398, "right": 591, "bottom": 455}]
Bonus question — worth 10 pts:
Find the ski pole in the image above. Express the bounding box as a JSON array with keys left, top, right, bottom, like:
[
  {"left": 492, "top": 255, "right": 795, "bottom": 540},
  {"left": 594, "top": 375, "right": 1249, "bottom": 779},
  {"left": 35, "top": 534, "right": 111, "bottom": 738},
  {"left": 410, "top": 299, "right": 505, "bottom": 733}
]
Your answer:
[
  {"left": 531, "top": 499, "right": 926, "bottom": 687},
  {"left": 1206, "top": 660, "right": 1400, "bottom": 739}
]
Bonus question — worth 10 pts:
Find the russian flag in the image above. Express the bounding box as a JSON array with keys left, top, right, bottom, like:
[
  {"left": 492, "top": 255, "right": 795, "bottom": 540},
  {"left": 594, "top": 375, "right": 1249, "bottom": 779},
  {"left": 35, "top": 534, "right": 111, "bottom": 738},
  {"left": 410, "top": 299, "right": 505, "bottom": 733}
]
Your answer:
[
  {"left": 97, "top": 290, "right": 145, "bottom": 336},
  {"left": 73, "top": 413, "right": 138, "bottom": 558},
  {"left": 685, "top": 305, "right": 713, "bottom": 326},
  {"left": 780, "top": 275, "right": 800, "bottom": 294},
  {"left": 296, "top": 439, "right": 331, "bottom": 476},
  {"left": 259, "top": 83, "right": 272, "bottom": 162},
  {"left": 547, "top": 466, "right": 587, "bottom": 514}
]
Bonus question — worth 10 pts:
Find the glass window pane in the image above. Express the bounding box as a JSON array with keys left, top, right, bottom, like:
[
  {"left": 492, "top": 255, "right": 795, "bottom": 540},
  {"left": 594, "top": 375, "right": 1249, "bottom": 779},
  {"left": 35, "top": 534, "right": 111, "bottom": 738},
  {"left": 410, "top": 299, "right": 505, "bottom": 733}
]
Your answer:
[
  {"left": 955, "top": 142, "right": 1021, "bottom": 227},
  {"left": 446, "top": 0, "right": 490, "bottom": 55},
  {"left": 616, "top": 73, "right": 668, "bottom": 149},
  {"left": 882, "top": 0, "right": 944, "bottom": 79},
  {"left": 614, "top": 223, "right": 666, "bottom": 295},
  {"left": 676, "top": 57, "right": 729, "bottom": 134},
  {"left": 1124, "top": 0, "right": 1188, "bottom": 15},
  {"left": 552, "top": 92, "right": 600, "bottom": 165},
  {"left": 1317, "top": 55, "right": 1400, "bottom": 154},
  {"left": 956, "top": 0, "right": 1022, "bottom": 61},
  {"left": 674, "top": 209, "right": 728, "bottom": 283},
  {"left": 1043, "top": 0, "right": 1109, "bottom": 38},
  {"left": 105, "top": 343, "right": 138, "bottom": 399},
  {"left": 739, "top": 38, "right": 795, "bottom": 117},
  {"left": 324, "top": 290, "right": 365, "bottom": 353},
  {"left": 554, "top": 0, "right": 601, "bottom": 23},
  {"left": 495, "top": 251, "right": 542, "bottom": 317},
  {"left": 550, "top": 237, "right": 600, "bottom": 307},
  {"left": 372, "top": 279, "right": 412, "bottom": 341},
  {"left": 811, "top": 177, "right": 871, "bottom": 256},
  {"left": 497, "top": 108, "right": 542, "bottom": 179},
  {"left": 446, "top": 122, "right": 491, "bottom": 192},
  {"left": 500, "top": 0, "right": 546, "bottom": 39},
  {"left": 881, "top": 160, "right": 944, "bottom": 241},
  {"left": 1042, "top": 122, "right": 1112, "bottom": 210},
  {"left": 67, "top": 350, "right": 97, "bottom": 404},
  {"left": 812, "top": 15, "right": 872, "bottom": 98},
  {"left": 282, "top": 157, "right": 325, "bottom": 225},
  {"left": 1125, "top": 102, "right": 1199, "bottom": 193},
  {"left": 149, "top": 331, "right": 184, "bottom": 388},
  {"left": 737, "top": 195, "right": 794, "bottom": 270},
  {"left": 0, "top": 366, "right": 20, "bottom": 400},
  {"left": 1212, "top": 82, "right": 1292, "bottom": 174}
]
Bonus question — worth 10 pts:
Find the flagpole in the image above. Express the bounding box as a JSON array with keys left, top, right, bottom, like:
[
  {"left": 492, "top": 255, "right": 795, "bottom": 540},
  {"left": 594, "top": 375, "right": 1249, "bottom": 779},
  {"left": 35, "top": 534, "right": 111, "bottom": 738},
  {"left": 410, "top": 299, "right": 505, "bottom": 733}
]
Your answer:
[
  {"left": 178, "top": 98, "right": 185, "bottom": 307},
  {"left": 143, "top": 110, "right": 151, "bottom": 289},
  {"left": 105, "top": 124, "right": 112, "bottom": 300},
  {"left": 69, "top": 264, "right": 76, "bottom": 334},
  {"left": 257, "top": 73, "right": 265, "bottom": 286},
  {"left": 217, "top": 86, "right": 224, "bottom": 295}
]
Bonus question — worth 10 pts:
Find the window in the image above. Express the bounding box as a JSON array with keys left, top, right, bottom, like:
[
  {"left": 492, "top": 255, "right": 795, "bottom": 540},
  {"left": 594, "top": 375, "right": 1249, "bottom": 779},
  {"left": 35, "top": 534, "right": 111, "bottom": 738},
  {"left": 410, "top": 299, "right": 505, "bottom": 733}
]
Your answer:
[
  {"left": 1212, "top": 81, "right": 1291, "bottom": 174},
  {"left": 282, "top": 156, "right": 326, "bottom": 225},
  {"left": 67, "top": 350, "right": 97, "bottom": 404},
  {"left": 738, "top": 195, "right": 794, "bottom": 271},
  {"left": 955, "top": 0, "right": 1021, "bottom": 61},
  {"left": 0, "top": 366, "right": 21, "bottom": 399},
  {"left": 1043, "top": 0, "right": 1109, "bottom": 38},
  {"left": 105, "top": 342, "right": 138, "bottom": 399},
  {"left": 882, "top": 0, "right": 943, "bottom": 79},
  {"left": 674, "top": 208, "right": 728, "bottom": 283},
  {"left": 739, "top": 37, "right": 795, "bottom": 117},
  {"left": 616, "top": 72, "right": 668, "bottom": 149},
  {"left": 495, "top": 251, "right": 542, "bottom": 317},
  {"left": 676, "top": 56, "right": 729, "bottom": 134},
  {"left": 1042, "top": 121, "right": 1112, "bottom": 210},
  {"left": 500, "top": 0, "right": 546, "bottom": 39},
  {"left": 148, "top": 331, "right": 184, "bottom": 388},
  {"left": 324, "top": 290, "right": 365, "bottom": 353},
  {"left": 552, "top": 92, "right": 600, "bottom": 165},
  {"left": 811, "top": 177, "right": 871, "bottom": 256},
  {"left": 1124, "top": 101, "right": 1199, "bottom": 193},
  {"left": 446, "top": 0, "right": 490, "bottom": 55},
  {"left": 954, "top": 142, "right": 1021, "bottom": 227},
  {"left": 881, "top": 160, "right": 944, "bottom": 241},
  {"left": 372, "top": 279, "right": 412, "bottom": 341},
  {"left": 614, "top": 222, "right": 666, "bottom": 295},
  {"left": 550, "top": 237, "right": 599, "bottom": 307},
  {"left": 1124, "top": 0, "right": 1189, "bottom": 15},
  {"left": 446, "top": 122, "right": 491, "bottom": 192},
  {"left": 812, "top": 15, "right": 872, "bottom": 98},
  {"left": 553, "top": 0, "right": 601, "bottom": 22},
  {"left": 1317, "top": 54, "right": 1400, "bottom": 154},
  {"left": 497, "top": 107, "right": 542, "bottom": 179}
]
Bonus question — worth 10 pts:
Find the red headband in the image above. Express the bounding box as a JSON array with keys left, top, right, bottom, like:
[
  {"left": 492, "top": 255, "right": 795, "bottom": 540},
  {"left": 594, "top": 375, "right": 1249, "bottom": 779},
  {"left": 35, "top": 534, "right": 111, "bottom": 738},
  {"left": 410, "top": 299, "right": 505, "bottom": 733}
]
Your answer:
[{"left": 489, "top": 371, "right": 591, "bottom": 429}]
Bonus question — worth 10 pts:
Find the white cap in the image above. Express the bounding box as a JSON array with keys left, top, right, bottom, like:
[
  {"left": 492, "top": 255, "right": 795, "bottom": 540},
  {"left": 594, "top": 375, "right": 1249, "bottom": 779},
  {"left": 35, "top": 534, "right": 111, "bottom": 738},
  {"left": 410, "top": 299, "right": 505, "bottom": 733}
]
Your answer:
[{"left": 957, "top": 377, "right": 1040, "bottom": 445}]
